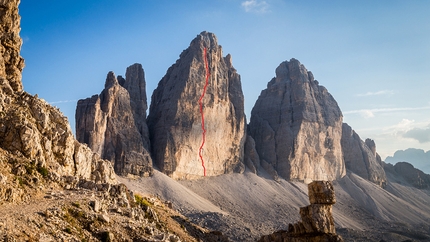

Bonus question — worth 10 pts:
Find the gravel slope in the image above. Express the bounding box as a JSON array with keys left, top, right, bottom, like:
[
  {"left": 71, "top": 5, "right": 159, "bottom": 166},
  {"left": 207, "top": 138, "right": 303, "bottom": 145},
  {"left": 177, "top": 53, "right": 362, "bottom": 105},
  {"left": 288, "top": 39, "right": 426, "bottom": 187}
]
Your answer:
[{"left": 119, "top": 170, "right": 430, "bottom": 241}]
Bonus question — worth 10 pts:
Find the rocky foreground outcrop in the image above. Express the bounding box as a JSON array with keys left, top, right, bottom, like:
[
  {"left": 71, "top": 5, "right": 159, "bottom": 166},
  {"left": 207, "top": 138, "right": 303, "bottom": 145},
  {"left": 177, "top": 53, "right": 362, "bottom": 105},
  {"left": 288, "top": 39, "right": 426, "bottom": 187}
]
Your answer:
[
  {"left": 76, "top": 64, "right": 153, "bottom": 177},
  {"left": 1, "top": 0, "right": 116, "bottom": 204},
  {"left": 259, "top": 181, "right": 343, "bottom": 242},
  {"left": 248, "top": 59, "right": 345, "bottom": 181},
  {"left": 0, "top": 0, "right": 24, "bottom": 93},
  {"left": 341, "top": 123, "right": 386, "bottom": 187},
  {"left": 148, "top": 31, "right": 246, "bottom": 179}
]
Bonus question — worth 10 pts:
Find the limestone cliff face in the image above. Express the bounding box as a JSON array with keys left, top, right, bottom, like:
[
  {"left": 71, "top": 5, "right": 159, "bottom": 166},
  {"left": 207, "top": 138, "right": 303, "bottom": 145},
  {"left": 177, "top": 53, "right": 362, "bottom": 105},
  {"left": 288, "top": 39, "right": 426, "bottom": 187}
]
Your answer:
[
  {"left": 147, "top": 31, "right": 246, "bottom": 179},
  {"left": 118, "top": 64, "right": 150, "bottom": 151},
  {"left": 248, "top": 59, "right": 345, "bottom": 181},
  {"left": 0, "top": 0, "right": 116, "bottom": 201},
  {"left": 0, "top": 0, "right": 24, "bottom": 93},
  {"left": 341, "top": 123, "right": 386, "bottom": 187},
  {"left": 76, "top": 65, "right": 152, "bottom": 177}
]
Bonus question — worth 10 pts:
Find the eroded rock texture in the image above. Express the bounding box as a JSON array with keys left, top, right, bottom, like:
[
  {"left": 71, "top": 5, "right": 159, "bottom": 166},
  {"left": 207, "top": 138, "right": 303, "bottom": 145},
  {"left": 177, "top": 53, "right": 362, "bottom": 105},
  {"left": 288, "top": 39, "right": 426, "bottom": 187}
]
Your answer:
[
  {"left": 249, "top": 59, "right": 345, "bottom": 181},
  {"left": 0, "top": 0, "right": 116, "bottom": 204},
  {"left": 148, "top": 31, "right": 246, "bottom": 179},
  {"left": 0, "top": 0, "right": 24, "bottom": 93},
  {"left": 259, "top": 181, "right": 344, "bottom": 242},
  {"left": 244, "top": 135, "right": 260, "bottom": 174},
  {"left": 341, "top": 123, "right": 386, "bottom": 187},
  {"left": 76, "top": 64, "right": 152, "bottom": 177}
]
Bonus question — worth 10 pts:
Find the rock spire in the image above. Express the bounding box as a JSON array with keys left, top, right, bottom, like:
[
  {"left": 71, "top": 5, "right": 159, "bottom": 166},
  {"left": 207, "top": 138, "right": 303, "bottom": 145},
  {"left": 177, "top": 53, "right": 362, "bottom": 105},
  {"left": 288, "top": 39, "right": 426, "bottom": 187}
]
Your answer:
[
  {"left": 147, "top": 31, "right": 246, "bottom": 179},
  {"left": 248, "top": 58, "right": 346, "bottom": 181},
  {"left": 76, "top": 64, "right": 152, "bottom": 177},
  {"left": 341, "top": 123, "right": 386, "bottom": 187},
  {"left": 259, "top": 181, "right": 344, "bottom": 242}
]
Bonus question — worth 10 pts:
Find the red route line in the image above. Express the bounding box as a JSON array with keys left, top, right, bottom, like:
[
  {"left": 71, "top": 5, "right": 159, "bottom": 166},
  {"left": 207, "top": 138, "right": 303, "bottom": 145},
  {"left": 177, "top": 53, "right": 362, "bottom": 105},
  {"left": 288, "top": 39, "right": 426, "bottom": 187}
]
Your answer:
[{"left": 198, "top": 47, "right": 210, "bottom": 176}]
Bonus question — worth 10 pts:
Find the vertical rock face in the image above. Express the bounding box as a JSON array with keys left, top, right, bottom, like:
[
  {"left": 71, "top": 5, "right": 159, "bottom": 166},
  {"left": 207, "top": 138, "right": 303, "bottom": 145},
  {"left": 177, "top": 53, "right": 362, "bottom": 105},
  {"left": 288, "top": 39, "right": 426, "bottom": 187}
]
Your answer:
[
  {"left": 118, "top": 63, "right": 150, "bottom": 151},
  {"left": 248, "top": 59, "right": 345, "bottom": 181},
  {"left": 244, "top": 135, "right": 260, "bottom": 174},
  {"left": 147, "top": 31, "right": 246, "bottom": 180},
  {"left": 259, "top": 181, "right": 344, "bottom": 242},
  {"left": 341, "top": 123, "right": 386, "bottom": 187},
  {"left": 0, "top": 0, "right": 116, "bottom": 192},
  {"left": 76, "top": 65, "right": 152, "bottom": 177},
  {"left": 0, "top": 0, "right": 24, "bottom": 93}
]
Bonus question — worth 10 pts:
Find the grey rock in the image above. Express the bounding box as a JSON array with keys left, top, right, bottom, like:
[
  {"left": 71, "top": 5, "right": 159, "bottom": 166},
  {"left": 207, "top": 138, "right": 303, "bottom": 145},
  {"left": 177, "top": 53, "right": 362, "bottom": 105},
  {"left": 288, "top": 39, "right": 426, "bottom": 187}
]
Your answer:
[
  {"left": 341, "top": 123, "right": 386, "bottom": 187},
  {"left": 249, "top": 58, "right": 345, "bottom": 181},
  {"left": 385, "top": 162, "right": 430, "bottom": 189},
  {"left": 76, "top": 65, "right": 153, "bottom": 177},
  {"left": 119, "top": 63, "right": 150, "bottom": 151},
  {"left": 147, "top": 31, "right": 246, "bottom": 179},
  {"left": 244, "top": 135, "right": 260, "bottom": 174}
]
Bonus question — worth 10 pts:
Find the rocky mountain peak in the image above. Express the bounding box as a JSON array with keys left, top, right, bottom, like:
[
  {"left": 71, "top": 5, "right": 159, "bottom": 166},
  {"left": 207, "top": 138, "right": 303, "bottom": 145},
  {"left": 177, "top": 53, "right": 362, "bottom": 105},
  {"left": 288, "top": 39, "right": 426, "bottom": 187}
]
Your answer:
[
  {"left": 123, "top": 63, "right": 147, "bottom": 111},
  {"left": 121, "top": 63, "right": 150, "bottom": 150},
  {"left": 365, "top": 138, "right": 376, "bottom": 157},
  {"left": 248, "top": 58, "right": 345, "bottom": 181},
  {"left": 341, "top": 123, "right": 386, "bottom": 187},
  {"left": 148, "top": 31, "right": 246, "bottom": 179},
  {"left": 189, "top": 31, "right": 218, "bottom": 50},
  {"left": 104, "top": 71, "right": 118, "bottom": 88},
  {"left": 76, "top": 64, "right": 153, "bottom": 177}
]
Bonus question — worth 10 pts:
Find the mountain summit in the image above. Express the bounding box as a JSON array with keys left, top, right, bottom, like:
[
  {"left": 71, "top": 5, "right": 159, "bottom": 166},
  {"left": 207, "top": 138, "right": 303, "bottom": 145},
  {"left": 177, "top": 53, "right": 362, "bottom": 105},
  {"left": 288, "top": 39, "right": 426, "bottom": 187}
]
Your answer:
[
  {"left": 147, "top": 31, "right": 246, "bottom": 179},
  {"left": 76, "top": 64, "right": 153, "bottom": 177},
  {"left": 248, "top": 59, "right": 346, "bottom": 181}
]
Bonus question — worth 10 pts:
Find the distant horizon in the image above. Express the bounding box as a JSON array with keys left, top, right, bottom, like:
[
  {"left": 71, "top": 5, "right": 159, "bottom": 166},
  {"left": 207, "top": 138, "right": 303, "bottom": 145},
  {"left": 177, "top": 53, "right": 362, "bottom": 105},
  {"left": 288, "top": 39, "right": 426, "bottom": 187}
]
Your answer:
[{"left": 18, "top": 1, "right": 430, "bottom": 160}]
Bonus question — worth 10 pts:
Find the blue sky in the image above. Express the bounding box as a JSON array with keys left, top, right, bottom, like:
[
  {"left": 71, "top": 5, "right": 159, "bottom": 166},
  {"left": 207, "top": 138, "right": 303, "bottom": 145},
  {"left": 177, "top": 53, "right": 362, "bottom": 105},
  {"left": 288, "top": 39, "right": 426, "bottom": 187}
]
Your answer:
[{"left": 19, "top": 0, "right": 430, "bottom": 160}]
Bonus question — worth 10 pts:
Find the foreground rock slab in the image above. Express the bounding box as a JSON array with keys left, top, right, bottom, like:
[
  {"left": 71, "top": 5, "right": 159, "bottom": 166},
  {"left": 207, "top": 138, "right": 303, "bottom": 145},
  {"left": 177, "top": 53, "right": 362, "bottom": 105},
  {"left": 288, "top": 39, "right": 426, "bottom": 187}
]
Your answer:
[{"left": 0, "top": 0, "right": 117, "bottom": 198}]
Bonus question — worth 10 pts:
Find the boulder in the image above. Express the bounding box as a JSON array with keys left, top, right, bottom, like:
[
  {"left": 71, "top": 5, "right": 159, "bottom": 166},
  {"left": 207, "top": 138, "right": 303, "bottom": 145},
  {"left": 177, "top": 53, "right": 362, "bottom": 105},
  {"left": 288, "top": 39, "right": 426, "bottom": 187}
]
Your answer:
[
  {"left": 147, "top": 31, "right": 246, "bottom": 179},
  {"left": 308, "top": 180, "right": 336, "bottom": 205},
  {"left": 259, "top": 181, "right": 344, "bottom": 242}
]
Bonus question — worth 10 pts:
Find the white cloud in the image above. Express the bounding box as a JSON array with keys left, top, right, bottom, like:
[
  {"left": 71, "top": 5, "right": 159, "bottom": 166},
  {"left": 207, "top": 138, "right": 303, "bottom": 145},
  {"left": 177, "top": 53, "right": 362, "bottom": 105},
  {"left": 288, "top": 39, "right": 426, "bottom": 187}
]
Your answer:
[
  {"left": 241, "top": 0, "right": 269, "bottom": 13},
  {"left": 22, "top": 36, "right": 30, "bottom": 43},
  {"left": 49, "top": 100, "right": 77, "bottom": 104},
  {"left": 356, "top": 90, "right": 395, "bottom": 97},
  {"left": 344, "top": 106, "right": 430, "bottom": 118},
  {"left": 385, "top": 118, "right": 416, "bottom": 132},
  {"left": 380, "top": 119, "right": 430, "bottom": 143},
  {"left": 403, "top": 124, "right": 430, "bottom": 143}
]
